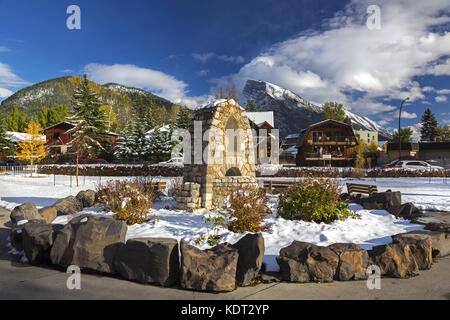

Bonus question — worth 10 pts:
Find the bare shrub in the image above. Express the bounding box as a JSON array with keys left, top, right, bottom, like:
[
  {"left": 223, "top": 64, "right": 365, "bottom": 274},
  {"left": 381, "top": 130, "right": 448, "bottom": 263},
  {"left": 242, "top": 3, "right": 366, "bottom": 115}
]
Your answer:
[
  {"left": 96, "top": 179, "right": 155, "bottom": 225},
  {"left": 227, "top": 187, "right": 270, "bottom": 233}
]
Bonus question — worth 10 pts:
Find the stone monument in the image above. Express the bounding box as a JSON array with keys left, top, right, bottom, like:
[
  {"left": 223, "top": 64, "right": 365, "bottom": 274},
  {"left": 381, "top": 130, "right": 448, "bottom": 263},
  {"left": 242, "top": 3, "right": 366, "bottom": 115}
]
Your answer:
[{"left": 176, "top": 99, "right": 257, "bottom": 211}]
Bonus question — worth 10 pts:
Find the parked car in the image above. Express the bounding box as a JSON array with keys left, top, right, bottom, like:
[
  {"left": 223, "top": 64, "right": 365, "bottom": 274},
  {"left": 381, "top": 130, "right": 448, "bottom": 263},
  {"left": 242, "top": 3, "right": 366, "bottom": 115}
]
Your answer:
[
  {"left": 158, "top": 157, "right": 184, "bottom": 166},
  {"left": 383, "top": 159, "right": 444, "bottom": 170}
]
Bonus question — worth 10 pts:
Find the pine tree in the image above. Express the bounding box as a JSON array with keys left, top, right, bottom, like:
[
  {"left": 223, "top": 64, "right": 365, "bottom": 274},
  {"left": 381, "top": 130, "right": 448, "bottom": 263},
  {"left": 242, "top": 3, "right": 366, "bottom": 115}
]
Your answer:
[
  {"left": 392, "top": 127, "right": 413, "bottom": 143},
  {"left": 16, "top": 121, "right": 47, "bottom": 175},
  {"left": 175, "top": 107, "right": 192, "bottom": 129},
  {"left": 147, "top": 126, "right": 175, "bottom": 163},
  {"left": 143, "top": 107, "right": 155, "bottom": 132},
  {"left": 436, "top": 125, "right": 450, "bottom": 142},
  {"left": 5, "top": 106, "right": 28, "bottom": 132},
  {"left": 322, "top": 102, "right": 346, "bottom": 122},
  {"left": 114, "top": 120, "right": 135, "bottom": 161},
  {"left": 420, "top": 108, "right": 438, "bottom": 142},
  {"left": 67, "top": 74, "right": 107, "bottom": 186},
  {"left": 0, "top": 124, "right": 15, "bottom": 157},
  {"left": 246, "top": 99, "right": 258, "bottom": 112},
  {"left": 130, "top": 120, "right": 148, "bottom": 161}
]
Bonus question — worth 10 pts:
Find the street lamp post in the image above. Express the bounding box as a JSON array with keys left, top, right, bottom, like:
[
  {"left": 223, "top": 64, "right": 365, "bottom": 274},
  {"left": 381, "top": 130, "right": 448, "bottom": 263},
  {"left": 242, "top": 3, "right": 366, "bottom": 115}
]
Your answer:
[{"left": 398, "top": 97, "right": 410, "bottom": 160}]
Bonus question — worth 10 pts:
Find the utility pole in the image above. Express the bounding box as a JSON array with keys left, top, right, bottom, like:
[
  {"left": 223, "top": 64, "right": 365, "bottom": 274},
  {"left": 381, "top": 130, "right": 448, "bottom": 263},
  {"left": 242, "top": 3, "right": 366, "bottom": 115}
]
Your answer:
[{"left": 398, "top": 97, "right": 410, "bottom": 160}]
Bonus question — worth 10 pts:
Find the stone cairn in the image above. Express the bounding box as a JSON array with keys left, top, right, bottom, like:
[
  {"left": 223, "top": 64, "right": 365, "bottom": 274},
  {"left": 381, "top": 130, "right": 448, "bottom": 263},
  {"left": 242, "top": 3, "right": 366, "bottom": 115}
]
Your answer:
[{"left": 176, "top": 99, "right": 258, "bottom": 212}]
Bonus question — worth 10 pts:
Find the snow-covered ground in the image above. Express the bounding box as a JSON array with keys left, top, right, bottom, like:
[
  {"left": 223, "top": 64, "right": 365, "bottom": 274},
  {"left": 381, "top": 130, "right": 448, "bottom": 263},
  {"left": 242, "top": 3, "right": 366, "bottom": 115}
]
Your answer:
[
  {"left": 1, "top": 174, "right": 448, "bottom": 271},
  {"left": 0, "top": 174, "right": 175, "bottom": 210}
]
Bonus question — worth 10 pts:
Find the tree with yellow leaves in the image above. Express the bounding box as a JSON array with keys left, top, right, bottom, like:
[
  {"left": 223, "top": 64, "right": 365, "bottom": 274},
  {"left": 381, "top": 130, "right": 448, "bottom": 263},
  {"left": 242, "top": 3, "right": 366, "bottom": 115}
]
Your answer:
[{"left": 16, "top": 121, "right": 47, "bottom": 176}]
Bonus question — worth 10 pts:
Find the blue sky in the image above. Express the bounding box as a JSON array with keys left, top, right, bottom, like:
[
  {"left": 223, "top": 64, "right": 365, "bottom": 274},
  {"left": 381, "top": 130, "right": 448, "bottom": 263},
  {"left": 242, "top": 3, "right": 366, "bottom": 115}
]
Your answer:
[{"left": 0, "top": 0, "right": 449, "bottom": 134}]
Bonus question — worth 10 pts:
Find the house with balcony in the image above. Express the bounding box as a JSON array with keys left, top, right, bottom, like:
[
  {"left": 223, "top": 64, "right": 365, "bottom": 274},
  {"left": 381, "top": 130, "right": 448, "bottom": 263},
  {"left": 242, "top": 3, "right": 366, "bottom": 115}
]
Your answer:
[
  {"left": 296, "top": 119, "right": 359, "bottom": 167},
  {"left": 44, "top": 121, "right": 118, "bottom": 157}
]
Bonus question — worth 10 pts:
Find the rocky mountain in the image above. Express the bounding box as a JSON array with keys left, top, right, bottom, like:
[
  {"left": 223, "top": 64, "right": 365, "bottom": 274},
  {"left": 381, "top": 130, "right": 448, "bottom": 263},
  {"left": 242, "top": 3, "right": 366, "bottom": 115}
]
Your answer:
[
  {"left": 0, "top": 76, "right": 179, "bottom": 130},
  {"left": 243, "top": 79, "right": 392, "bottom": 140}
]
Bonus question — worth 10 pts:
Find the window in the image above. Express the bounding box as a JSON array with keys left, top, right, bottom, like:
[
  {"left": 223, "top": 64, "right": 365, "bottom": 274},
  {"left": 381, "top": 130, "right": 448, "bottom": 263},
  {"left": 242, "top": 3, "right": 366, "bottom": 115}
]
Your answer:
[{"left": 53, "top": 132, "right": 60, "bottom": 140}]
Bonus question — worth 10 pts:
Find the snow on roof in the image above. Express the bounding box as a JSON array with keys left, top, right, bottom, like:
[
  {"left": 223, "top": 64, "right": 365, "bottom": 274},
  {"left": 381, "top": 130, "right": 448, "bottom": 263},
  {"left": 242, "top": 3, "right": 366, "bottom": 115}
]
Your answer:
[
  {"left": 6, "top": 131, "right": 46, "bottom": 143},
  {"left": 197, "top": 98, "right": 244, "bottom": 110},
  {"left": 145, "top": 124, "right": 172, "bottom": 136},
  {"left": 285, "top": 133, "right": 300, "bottom": 139},
  {"left": 245, "top": 111, "right": 274, "bottom": 127}
]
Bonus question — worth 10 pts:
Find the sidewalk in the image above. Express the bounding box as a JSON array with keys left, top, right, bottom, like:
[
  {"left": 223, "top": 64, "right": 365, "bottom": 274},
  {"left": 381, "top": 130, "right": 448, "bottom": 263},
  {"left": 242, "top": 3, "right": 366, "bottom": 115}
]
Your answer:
[{"left": 1, "top": 207, "right": 449, "bottom": 300}]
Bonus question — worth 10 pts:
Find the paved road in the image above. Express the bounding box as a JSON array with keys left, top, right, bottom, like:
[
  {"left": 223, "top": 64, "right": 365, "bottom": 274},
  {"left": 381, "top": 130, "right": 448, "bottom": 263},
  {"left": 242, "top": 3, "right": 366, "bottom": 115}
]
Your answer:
[{"left": 1, "top": 207, "right": 449, "bottom": 300}]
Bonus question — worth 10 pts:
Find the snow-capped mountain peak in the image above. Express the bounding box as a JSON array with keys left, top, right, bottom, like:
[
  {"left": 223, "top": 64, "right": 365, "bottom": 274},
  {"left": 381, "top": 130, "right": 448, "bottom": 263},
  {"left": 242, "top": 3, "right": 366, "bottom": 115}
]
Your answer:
[{"left": 243, "top": 79, "right": 392, "bottom": 140}]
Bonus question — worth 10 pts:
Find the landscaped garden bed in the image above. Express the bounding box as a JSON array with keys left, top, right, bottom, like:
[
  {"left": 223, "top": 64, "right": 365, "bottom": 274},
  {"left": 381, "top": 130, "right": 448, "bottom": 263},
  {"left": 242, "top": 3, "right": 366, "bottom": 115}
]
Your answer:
[{"left": 6, "top": 178, "right": 450, "bottom": 292}]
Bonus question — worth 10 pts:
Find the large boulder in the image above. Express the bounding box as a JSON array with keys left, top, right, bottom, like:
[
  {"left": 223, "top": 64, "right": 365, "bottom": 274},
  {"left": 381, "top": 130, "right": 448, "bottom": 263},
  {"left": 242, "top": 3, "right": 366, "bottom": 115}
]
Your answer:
[
  {"left": 53, "top": 196, "right": 83, "bottom": 216},
  {"left": 38, "top": 207, "right": 57, "bottom": 224},
  {"left": 10, "top": 226, "right": 24, "bottom": 251},
  {"left": 76, "top": 190, "right": 97, "bottom": 208},
  {"left": 425, "top": 222, "right": 449, "bottom": 233},
  {"left": 277, "top": 241, "right": 339, "bottom": 283},
  {"left": 403, "top": 230, "right": 450, "bottom": 258},
  {"left": 10, "top": 203, "right": 42, "bottom": 224},
  {"left": 328, "top": 243, "right": 369, "bottom": 281},
  {"left": 361, "top": 191, "right": 402, "bottom": 214},
  {"left": 394, "top": 203, "right": 423, "bottom": 219},
  {"left": 50, "top": 214, "right": 127, "bottom": 273},
  {"left": 180, "top": 240, "right": 238, "bottom": 292},
  {"left": 114, "top": 238, "right": 179, "bottom": 286},
  {"left": 368, "top": 243, "right": 418, "bottom": 278},
  {"left": 392, "top": 233, "right": 432, "bottom": 270},
  {"left": 22, "top": 220, "right": 63, "bottom": 264},
  {"left": 231, "top": 233, "right": 265, "bottom": 286}
]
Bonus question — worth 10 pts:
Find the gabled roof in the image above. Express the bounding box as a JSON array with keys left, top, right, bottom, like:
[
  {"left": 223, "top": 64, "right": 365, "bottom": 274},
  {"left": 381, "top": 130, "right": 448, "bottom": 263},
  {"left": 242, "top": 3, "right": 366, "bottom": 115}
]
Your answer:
[
  {"left": 43, "top": 121, "right": 75, "bottom": 131},
  {"left": 245, "top": 111, "right": 275, "bottom": 127}
]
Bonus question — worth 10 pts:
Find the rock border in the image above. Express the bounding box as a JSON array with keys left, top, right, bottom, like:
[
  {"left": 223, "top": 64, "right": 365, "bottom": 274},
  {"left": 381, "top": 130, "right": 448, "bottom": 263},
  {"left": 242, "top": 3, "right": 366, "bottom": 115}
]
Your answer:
[{"left": 6, "top": 191, "right": 450, "bottom": 292}]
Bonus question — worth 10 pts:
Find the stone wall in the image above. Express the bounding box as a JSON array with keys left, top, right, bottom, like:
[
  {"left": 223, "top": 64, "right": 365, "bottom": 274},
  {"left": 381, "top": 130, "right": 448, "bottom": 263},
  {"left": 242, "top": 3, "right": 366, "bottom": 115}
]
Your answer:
[{"left": 211, "top": 176, "right": 258, "bottom": 208}]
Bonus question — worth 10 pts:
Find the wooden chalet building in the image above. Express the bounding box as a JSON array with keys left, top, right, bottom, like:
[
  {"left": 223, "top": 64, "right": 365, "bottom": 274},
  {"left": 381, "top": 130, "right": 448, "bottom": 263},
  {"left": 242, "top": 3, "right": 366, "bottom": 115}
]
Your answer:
[
  {"left": 44, "top": 121, "right": 118, "bottom": 156},
  {"left": 296, "top": 119, "right": 358, "bottom": 167}
]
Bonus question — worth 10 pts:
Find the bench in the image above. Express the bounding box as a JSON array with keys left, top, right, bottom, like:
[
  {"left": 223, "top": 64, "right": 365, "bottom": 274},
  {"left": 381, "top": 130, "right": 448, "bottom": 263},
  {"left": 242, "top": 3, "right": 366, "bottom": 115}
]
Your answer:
[
  {"left": 346, "top": 183, "right": 378, "bottom": 196},
  {"left": 263, "top": 180, "right": 298, "bottom": 194}
]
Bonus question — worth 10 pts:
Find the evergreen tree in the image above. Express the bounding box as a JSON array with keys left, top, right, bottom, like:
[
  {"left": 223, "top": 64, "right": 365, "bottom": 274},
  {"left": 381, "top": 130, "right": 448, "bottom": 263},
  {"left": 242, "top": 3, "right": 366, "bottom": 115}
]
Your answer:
[
  {"left": 175, "top": 107, "right": 192, "bottom": 129},
  {"left": 67, "top": 74, "right": 107, "bottom": 186},
  {"left": 16, "top": 121, "right": 47, "bottom": 175},
  {"left": 322, "top": 102, "right": 346, "bottom": 122},
  {"left": 0, "top": 124, "right": 15, "bottom": 157},
  {"left": 5, "top": 106, "right": 28, "bottom": 132},
  {"left": 143, "top": 107, "right": 155, "bottom": 132},
  {"left": 38, "top": 105, "right": 69, "bottom": 128},
  {"left": 436, "top": 125, "right": 450, "bottom": 142},
  {"left": 246, "top": 99, "right": 258, "bottom": 112},
  {"left": 147, "top": 125, "right": 175, "bottom": 163},
  {"left": 392, "top": 127, "right": 413, "bottom": 143},
  {"left": 114, "top": 120, "right": 135, "bottom": 161},
  {"left": 420, "top": 108, "right": 438, "bottom": 142},
  {"left": 130, "top": 119, "right": 148, "bottom": 161}
]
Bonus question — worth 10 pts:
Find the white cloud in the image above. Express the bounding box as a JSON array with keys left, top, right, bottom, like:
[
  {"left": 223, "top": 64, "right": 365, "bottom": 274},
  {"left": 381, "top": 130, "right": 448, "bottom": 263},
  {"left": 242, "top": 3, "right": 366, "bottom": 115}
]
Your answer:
[
  {"left": 427, "top": 58, "right": 450, "bottom": 76},
  {"left": 437, "top": 89, "right": 450, "bottom": 94},
  {"left": 0, "top": 46, "right": 10, "bottom": 52},
  {"left": 196, "top": 69, "right": 210, "bottom": 77},
  {"left": 84, "top": 63, "right": 210, "bottom": 108},
  {"left": 435, "top": 95, "right": 448, "bottom": 103},
  {"left": 0, "top": 87, "right": 13, "bottom": 98},
  {"left": 0, "top": 62, "right": 25, "bottom": 87},
  {"left": 218, "top": 0, "right": 450, "bottom": 121},
  {"left": 61, "top": 69, "right": 73, "bottom": 73},
  {"left": 192, "top": 52, "right": 245, "bottom": 64}
]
